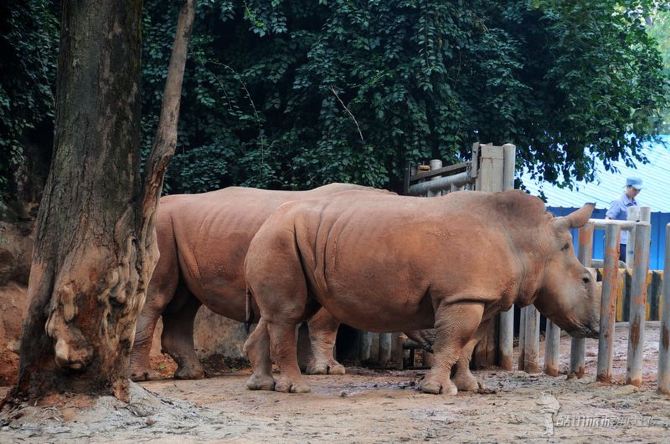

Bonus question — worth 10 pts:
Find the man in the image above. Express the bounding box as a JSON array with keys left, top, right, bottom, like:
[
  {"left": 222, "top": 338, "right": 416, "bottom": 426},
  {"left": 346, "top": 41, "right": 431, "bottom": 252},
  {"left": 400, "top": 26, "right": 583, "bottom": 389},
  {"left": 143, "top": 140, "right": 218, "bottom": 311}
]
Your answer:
[{"left": 605, "top": 177, "right": 642, "bottom": 262}]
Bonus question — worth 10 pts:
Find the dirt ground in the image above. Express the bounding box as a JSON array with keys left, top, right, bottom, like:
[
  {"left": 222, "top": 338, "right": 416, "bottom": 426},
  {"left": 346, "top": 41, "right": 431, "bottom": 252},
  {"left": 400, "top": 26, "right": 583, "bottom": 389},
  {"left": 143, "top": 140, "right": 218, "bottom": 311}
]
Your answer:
[{"left": 1, "top": 322, "right": 669, "bottom": 443}]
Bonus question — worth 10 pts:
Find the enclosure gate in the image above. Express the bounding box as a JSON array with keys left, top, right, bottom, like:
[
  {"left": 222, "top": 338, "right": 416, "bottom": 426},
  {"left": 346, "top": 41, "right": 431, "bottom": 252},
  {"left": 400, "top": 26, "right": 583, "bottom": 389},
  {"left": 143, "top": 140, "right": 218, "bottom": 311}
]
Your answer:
[{"left": 355, "top": 143, "right": 516, "bottom": 369}]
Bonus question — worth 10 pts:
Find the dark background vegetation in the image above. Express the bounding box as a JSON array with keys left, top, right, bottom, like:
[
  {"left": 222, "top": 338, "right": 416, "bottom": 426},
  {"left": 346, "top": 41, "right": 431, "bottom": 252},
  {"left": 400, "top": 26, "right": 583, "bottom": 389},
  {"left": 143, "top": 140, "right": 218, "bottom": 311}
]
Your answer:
[{"left": 1, "top": 0, "right": 669, "bottom": 219}]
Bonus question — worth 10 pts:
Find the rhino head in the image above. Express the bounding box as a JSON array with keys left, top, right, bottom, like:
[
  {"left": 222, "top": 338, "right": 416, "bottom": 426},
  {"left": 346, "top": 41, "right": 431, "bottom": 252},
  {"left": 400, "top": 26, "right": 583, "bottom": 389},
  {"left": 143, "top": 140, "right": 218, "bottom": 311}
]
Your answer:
[{"left": 533, "top": 203, "right": 600, "bottom": 339}]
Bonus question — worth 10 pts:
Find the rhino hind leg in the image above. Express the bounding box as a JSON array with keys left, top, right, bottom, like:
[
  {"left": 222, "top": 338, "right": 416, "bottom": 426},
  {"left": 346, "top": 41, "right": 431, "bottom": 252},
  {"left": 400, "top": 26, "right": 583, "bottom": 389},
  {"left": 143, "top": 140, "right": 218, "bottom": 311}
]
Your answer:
[
  {"left": 305, "top": 309, "right": 345, "bottom": 375},
  {"left": 244, "top": 319, "right": 275, "bottom": 391},
  {"left": 420, "top": 301, "right": 484, "bottom": 395},
  {"left": 451, "top": 320, "right": 490, "bottom": 392},
  {"left": 268, "top": 320, "right": 311, "bottom": 393},
  {"left": 161, "top": 294, "right": 205, "bottom": 380}
]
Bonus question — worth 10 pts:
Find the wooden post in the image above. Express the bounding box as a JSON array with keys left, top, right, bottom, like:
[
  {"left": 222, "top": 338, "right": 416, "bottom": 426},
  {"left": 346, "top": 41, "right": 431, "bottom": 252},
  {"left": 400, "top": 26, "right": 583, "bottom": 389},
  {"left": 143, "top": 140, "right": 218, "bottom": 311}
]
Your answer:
[
  {"left": 523, "top": 307, "right": 541, "bottom": 373},
  {"left": 426, "top": 159, "right": 443, "bottom": 197},
  {"left": 544, "top": 320, "right": 561, "bottom": 376},
  {"left": 359, "top": 332, "right": 372, "bottom": 362},
  {"left": 379, "top": 332, "right": 392, "bottom": 366},
  {"left": 658, "top": 223, "right": 670, "bottom": 394},
  {"left": 390, "top": 332, "right": 405, "bottom": 370},
  {"left": 626, "top": 222, "right": 651, "bottom": 386},
  {"left": 498, "top": 143, "right": 516, "bottom": 370},
  {"left": 596, "top": 224, "right": 621, "bottom": 382},
  {"left": 626, "top": 207, "right": 640, "bottom": 265},
  {"left": 473, "top": 144, "right": 504, "bottom": 368},
  {"left": 570, "top": 222, "right": 594, "bottom": 378}
]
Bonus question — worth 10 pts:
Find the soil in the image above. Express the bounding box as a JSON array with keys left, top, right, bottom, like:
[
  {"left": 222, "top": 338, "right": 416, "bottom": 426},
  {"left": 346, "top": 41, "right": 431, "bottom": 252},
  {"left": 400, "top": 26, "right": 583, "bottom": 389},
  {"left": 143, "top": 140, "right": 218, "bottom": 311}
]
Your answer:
[{"left": 1, "top": 322, "right": 669, "bottom": 442}]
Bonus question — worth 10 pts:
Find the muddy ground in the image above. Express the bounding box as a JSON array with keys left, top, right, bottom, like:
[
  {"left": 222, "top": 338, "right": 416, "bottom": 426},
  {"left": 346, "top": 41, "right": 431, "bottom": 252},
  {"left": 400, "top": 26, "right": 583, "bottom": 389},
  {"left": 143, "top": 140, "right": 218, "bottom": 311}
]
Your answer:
[{"left": 1, "top": 322, "right": 669, "bottom": 443}]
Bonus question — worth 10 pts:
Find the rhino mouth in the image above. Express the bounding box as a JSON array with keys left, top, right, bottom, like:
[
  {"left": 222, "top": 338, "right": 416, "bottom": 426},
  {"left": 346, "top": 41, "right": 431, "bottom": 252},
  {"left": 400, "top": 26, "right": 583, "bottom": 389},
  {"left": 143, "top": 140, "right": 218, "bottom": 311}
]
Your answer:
[{"left": 568, "top": 325, "right": 600, "bottom": 339}]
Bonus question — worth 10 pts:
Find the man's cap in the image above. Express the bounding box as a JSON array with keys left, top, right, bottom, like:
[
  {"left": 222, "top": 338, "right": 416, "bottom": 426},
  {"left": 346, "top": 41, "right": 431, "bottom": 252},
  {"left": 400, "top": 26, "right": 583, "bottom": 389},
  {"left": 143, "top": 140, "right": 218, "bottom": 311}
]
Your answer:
[{"left": 626, "top": 177, "right": 643, "bottom": 190}]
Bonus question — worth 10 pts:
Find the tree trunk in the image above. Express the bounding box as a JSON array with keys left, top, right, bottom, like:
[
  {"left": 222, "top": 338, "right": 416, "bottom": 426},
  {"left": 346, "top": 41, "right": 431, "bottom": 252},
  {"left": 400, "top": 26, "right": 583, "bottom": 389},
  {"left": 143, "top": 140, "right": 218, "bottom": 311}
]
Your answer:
[{"left": 6, "top": 0, "right": 195, "bottom": 404}]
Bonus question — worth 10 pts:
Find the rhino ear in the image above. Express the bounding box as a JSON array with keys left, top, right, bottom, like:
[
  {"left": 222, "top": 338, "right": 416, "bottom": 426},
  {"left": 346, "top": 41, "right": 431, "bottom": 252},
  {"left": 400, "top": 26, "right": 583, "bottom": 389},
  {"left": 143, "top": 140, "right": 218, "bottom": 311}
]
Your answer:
[{"left": 553, "top": 203, "right": 595, "bottom": 230}]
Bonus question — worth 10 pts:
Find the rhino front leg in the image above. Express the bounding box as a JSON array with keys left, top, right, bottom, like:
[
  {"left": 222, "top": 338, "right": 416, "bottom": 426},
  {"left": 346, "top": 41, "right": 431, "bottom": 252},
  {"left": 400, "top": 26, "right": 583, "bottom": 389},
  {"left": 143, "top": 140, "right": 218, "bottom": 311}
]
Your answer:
[
  {"left": 244, "top": 319, "right": 275, "bottom": 390},
  {"left": 161, "top": 295, "right": 205, "bottom": 380},
  {"left": 420, "top": 301, "right": 484, "bottom": 395},
  {"left": 305, "top": 309, "right": 345, "bottom": 375},
  {"left": 451, "top": 319, "right": 490, "bottom": 391}
]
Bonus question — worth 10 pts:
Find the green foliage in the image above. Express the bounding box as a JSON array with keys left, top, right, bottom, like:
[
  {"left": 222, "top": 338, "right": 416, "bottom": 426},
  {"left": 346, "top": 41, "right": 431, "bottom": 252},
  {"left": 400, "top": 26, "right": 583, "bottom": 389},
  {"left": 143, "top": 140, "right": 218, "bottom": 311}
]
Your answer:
[
  {"left": 2, "top": 0, "right": 669, "bottom": 202},
  {"left": 648, "top": 8, "right": 670, "bottom": 132},
  {"left": 142, "top": 0, "right": 670, "bottom": 193},
  {"left": 0, "top": 0, "right": 58, "bottom": 207}
]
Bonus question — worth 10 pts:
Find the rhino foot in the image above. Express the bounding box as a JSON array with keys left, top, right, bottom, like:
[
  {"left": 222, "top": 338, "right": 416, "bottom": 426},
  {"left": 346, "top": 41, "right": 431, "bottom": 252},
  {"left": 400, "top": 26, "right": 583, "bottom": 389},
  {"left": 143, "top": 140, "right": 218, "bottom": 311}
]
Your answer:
[
  {"left": 274, "top": 377, "right": 311, "bottom": 393},
  {"left": 452, "top": 372, "right": 481, "bottom": 392},
  {"left": 246, "top": 374, "right": 275, "bottom": 391},
  {"left": 306, "top": 360, "right": 346, "bottom": 375},
  {"left": 420, "top": 378, "right": 458, "bottom": 396},
  {"left": 130, "top": 368, "right": 161, "bottom": 382},
  {"left": 174, "top": 364, "right": 205, "bottom": 380}
]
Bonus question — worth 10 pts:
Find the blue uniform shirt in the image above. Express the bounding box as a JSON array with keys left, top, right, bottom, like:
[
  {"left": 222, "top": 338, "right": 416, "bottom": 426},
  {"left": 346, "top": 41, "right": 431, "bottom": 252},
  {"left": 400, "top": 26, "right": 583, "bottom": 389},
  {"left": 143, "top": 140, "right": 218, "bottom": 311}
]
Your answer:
[{"left": 606, "top": 193, "right": 638, "bottom": 244}]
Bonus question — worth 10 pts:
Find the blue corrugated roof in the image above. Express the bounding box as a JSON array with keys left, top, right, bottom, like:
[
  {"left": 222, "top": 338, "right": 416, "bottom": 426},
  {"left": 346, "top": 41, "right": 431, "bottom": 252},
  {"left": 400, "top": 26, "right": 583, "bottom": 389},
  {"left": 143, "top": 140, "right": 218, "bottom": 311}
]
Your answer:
[{"left": 521, "top": 136, "right": 670, "bottom": 212}]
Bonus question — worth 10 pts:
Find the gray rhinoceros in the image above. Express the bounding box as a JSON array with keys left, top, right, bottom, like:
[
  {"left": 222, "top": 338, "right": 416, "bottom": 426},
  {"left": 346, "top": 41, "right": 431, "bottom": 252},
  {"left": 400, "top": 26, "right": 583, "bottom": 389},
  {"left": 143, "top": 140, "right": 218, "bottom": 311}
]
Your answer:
[
  {"left": 130, "top": 183, "right": 386, "bottom": 381},
  {"left": 243, "top": 190, "right": 599, "bottom": 395}
]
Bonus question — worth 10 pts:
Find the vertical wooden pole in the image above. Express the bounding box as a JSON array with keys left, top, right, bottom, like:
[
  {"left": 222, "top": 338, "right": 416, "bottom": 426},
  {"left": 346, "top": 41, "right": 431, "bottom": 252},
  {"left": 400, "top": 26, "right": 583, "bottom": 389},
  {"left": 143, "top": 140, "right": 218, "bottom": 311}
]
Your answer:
[
  {"left": 498, "top": 143, "right": 516, "bottom": 371},
  {"left": 379, "top": 332, "right": 392, "bottom": 366},
  {"left": 596, "top": 224, "right": 621, "bottom": 382},
  {"left": 626, "top": 207, "right": 640, "bottom": 265},
  {"left": 626, "top": 222, "right": 651, "bottom": 386},
  {"left": 523, "top": 307, "right": 541, "bottom": 373},
  {"left": 658, "top": 224, "right": 670, "bottom": 394},
  {"left": 390, "top": 332, "right": 404, "bottom": 370},
  {"left": 359, "top": 332, "right": 372, "bottom": 362},
  {"left": 518, "top": 306, "right": 527, "bottom": 370},
  {"left": 570, "top": 222, "right": 594, "bottom": 378},
  {"left": 473, "top": 145, "right": 504, "bottom": 368},
  {"left": 427, "top": 159, "right": 443, "bottom": 197},
  {"left": 544, "top": 320, "right": 561, "bottom": 376}
]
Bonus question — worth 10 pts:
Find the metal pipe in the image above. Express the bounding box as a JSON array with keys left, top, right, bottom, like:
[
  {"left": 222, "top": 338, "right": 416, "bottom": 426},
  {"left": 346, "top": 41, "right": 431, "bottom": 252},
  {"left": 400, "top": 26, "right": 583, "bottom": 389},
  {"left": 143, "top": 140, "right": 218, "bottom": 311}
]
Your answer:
[
  {"left": 596, "top": 224, "right": 621, "bottom": 382},
  {"left": 407, "top": 171, "right": 471, "bottom": 196},
  {"left": 658, "top": 223, "right": 670, "bottom": 394},
  {"left": 544, "top": 320, "right": 560, "bottom": 376},
  {"left": 570, "top": 222, "right": 594, "bottom": 378},
  {"left": 626, "top": 222, "right": 651, "bottom": 386}
]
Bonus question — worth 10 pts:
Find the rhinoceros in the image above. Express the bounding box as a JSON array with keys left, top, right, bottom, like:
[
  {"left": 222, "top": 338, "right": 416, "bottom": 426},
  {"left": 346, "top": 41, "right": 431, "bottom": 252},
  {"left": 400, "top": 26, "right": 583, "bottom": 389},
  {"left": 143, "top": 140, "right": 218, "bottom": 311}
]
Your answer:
[
  {"left": 243, "top": 190, "right": 599, "bottom": 394},
  {"left": 130, "top": 183, "right": 387, "bottom": 381}
]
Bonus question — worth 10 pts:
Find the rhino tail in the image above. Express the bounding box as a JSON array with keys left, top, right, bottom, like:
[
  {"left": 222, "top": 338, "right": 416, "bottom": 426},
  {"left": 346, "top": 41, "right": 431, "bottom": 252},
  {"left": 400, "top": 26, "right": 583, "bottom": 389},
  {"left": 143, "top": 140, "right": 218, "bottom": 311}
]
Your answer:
[{"left": 245, "top": 286, "right": 253, "bottom": 334}]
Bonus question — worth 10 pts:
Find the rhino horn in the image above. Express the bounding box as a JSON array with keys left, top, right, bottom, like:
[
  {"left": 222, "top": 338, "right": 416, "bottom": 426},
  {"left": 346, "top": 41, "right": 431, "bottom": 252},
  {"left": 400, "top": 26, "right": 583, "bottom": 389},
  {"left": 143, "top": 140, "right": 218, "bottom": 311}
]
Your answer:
[{"left": 553, "top": 202, "right": 595, "bottom": 230}]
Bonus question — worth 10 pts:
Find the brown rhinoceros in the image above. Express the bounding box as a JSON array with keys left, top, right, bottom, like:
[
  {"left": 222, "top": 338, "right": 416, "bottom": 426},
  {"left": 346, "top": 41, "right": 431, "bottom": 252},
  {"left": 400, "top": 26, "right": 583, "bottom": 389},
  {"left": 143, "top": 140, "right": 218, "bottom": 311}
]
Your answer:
[
  {"left": 243, "top": 190, "right": 599, "bottom": 394},
  {"left": 130, "top": 183, "right": 387, "bottom": 381}
]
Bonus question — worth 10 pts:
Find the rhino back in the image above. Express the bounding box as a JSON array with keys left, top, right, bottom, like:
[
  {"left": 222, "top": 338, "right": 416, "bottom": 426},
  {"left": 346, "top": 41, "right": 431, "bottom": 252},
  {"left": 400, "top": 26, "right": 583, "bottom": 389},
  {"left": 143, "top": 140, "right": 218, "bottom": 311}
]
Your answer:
[
  {"left": 278, "top": 190, "right": 548, "bottom": 331},
  {"left": 154, "top": 184, "right": 380, "bottom": 320}
]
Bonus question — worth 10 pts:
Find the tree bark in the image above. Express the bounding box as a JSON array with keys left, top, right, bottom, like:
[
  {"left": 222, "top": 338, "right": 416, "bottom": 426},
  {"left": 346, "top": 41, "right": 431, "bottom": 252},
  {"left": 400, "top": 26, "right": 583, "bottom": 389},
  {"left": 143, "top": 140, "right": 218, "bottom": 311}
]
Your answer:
[{"left": 5, "top": 0, "right": 195, "bottom": 404}]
